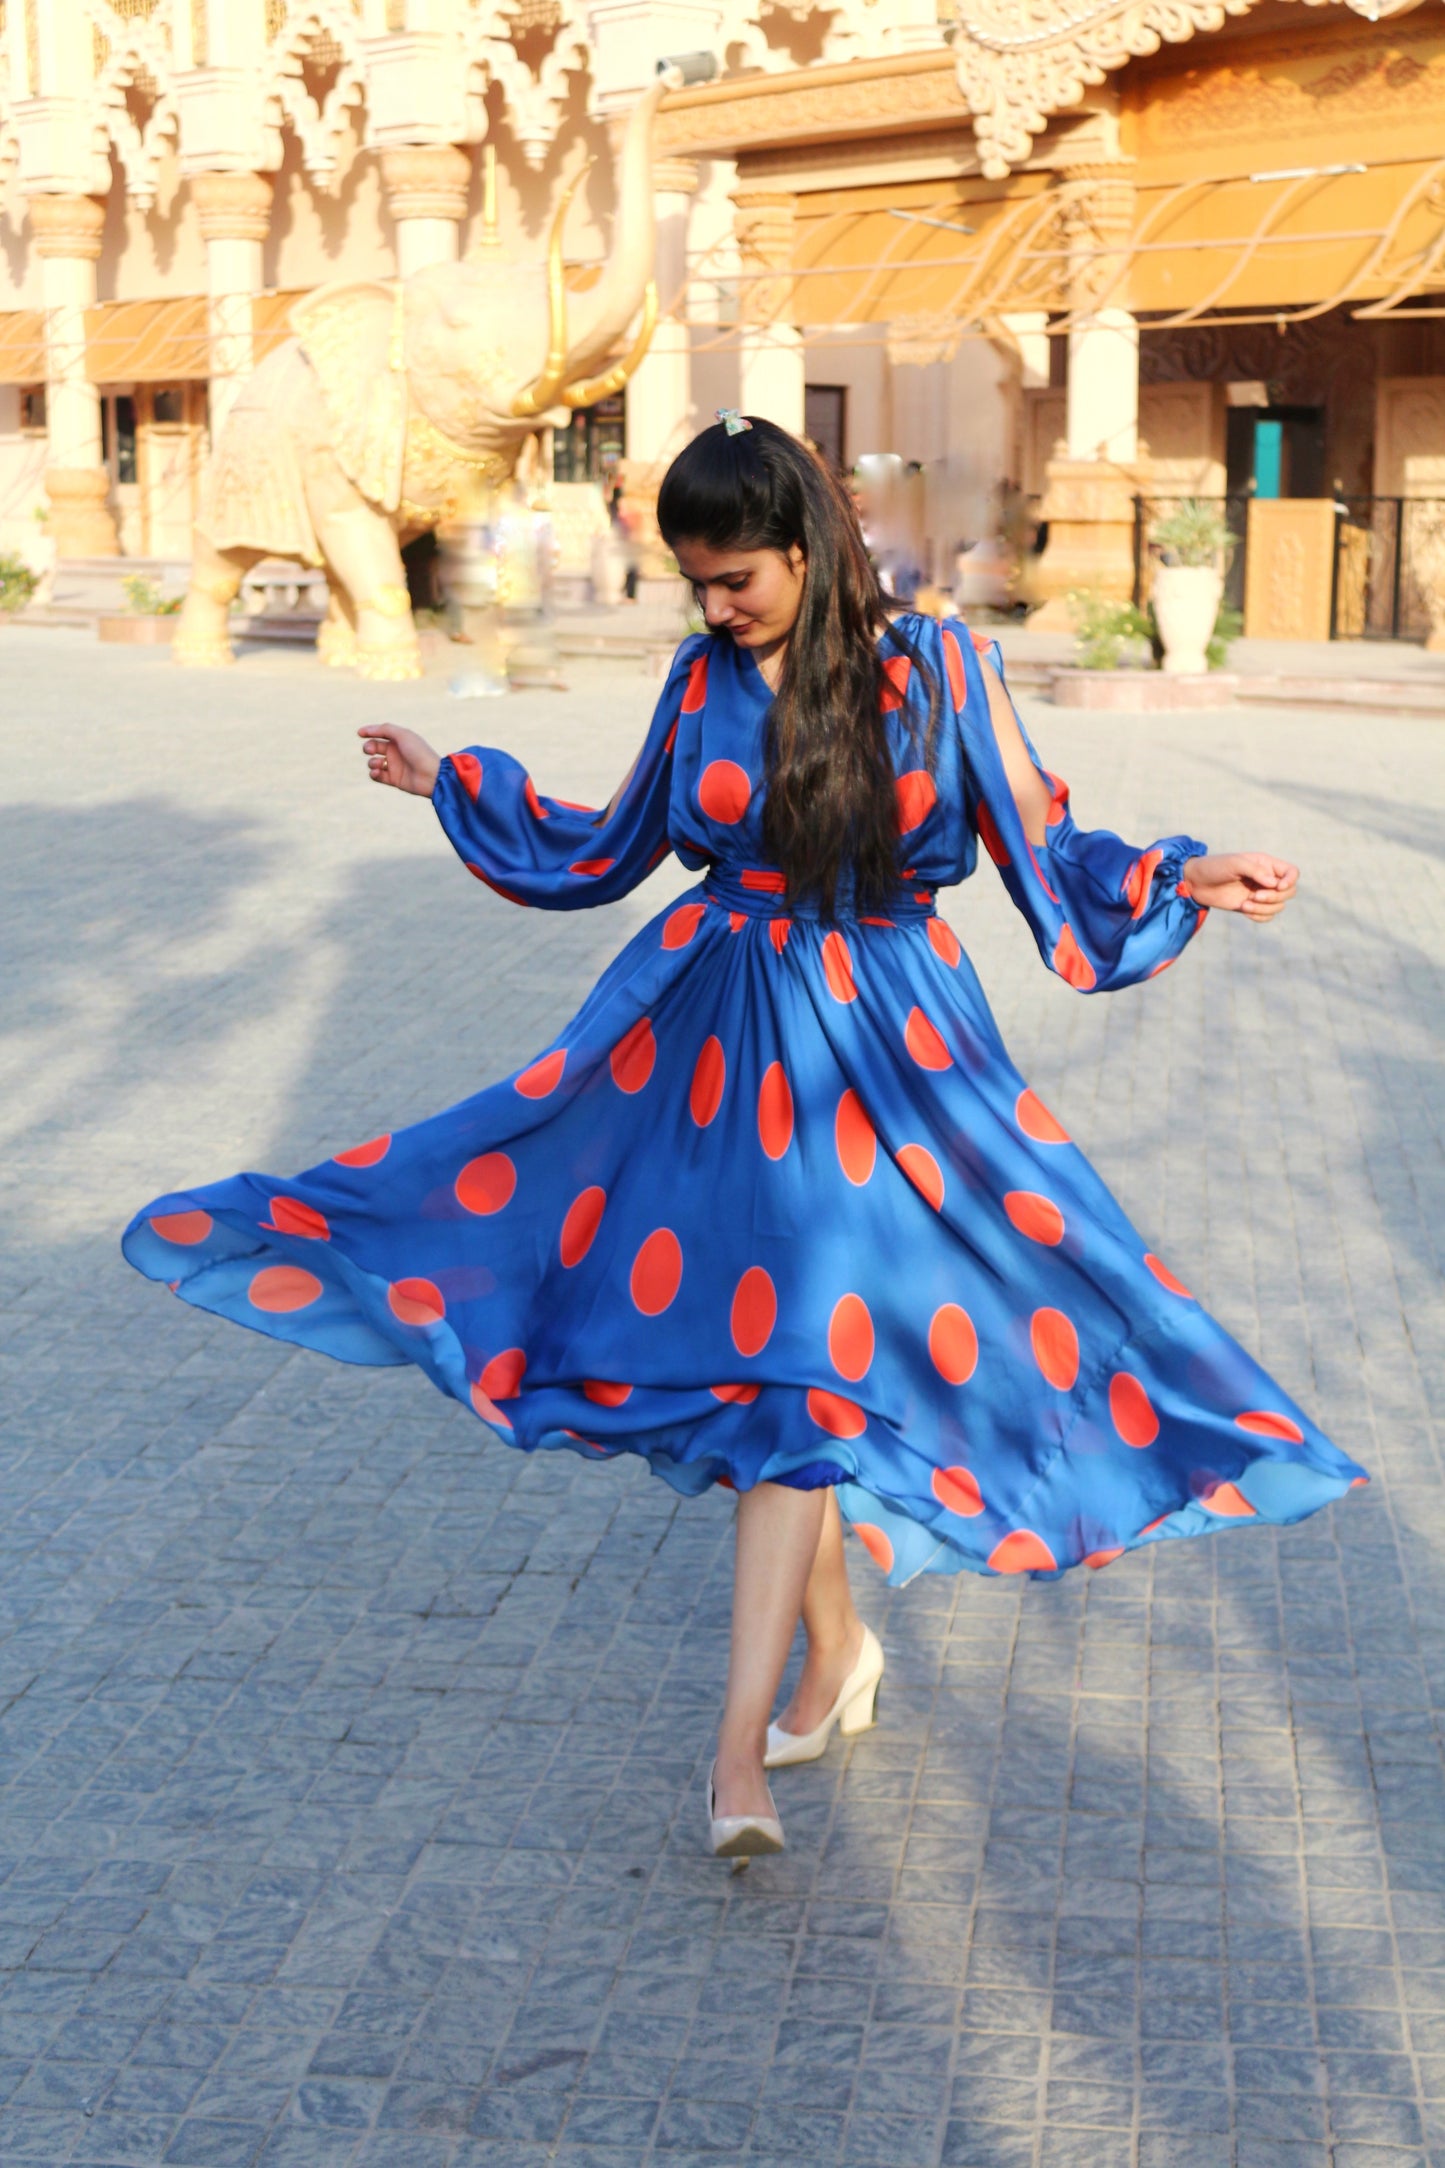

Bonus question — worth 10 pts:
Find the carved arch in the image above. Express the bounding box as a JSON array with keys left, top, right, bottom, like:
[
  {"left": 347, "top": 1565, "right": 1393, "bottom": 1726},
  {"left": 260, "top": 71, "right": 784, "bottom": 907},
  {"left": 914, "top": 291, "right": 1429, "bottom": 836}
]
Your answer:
[
  {"left": 263, "top": 1, "right": 368, "bottom": 191},
  {"left": 462, "top": 0, "right": 589, "bottom": 170},
  {"left": 84, "top": 0, "right": 180, "bottom": 210}
]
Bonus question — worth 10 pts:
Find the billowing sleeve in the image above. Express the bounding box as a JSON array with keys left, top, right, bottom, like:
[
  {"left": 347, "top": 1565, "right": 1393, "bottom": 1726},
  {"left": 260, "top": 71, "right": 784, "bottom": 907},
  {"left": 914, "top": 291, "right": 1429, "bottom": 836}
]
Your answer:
[
  {"left": 430, "top": 635, "right": 701, "bottom": 910},
  {"left": 948, "top": 620, "right": 1210, "bottom": 992}
]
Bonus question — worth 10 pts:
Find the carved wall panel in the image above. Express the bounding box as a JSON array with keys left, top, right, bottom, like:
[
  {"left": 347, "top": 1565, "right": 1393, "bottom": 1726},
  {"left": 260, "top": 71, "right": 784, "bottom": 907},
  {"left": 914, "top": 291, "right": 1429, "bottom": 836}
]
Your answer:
[
  {"left": 1243, "top": 496, "right": 1334, "bottom": 639},
  {"left": 1138, "top": 379, "right": 1224, "bottom": 495},
  {"left": 1374, "top": 376, "right": 1445, "bottom": 497}
]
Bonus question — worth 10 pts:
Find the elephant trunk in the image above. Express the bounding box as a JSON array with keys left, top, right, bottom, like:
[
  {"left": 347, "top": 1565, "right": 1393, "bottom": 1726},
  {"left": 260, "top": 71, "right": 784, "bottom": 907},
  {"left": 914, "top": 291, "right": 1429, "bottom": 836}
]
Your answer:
[{"left": 560, "top": 80, "right": 665, "bottom": 396}]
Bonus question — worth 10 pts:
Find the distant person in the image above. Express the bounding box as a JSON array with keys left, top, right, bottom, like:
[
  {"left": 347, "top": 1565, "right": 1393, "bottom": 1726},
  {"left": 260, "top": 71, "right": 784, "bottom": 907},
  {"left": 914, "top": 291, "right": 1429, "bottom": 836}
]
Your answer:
[{"left": 125, "top": 412, "right": 1366, "bottom": 1864}]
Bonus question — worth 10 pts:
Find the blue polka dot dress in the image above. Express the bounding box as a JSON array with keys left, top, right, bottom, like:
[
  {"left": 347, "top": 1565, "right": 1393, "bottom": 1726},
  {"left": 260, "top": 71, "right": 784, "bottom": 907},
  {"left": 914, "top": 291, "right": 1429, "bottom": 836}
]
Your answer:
[{"left": 122, "top": 616, "right": 1367, "bottom": 1584}]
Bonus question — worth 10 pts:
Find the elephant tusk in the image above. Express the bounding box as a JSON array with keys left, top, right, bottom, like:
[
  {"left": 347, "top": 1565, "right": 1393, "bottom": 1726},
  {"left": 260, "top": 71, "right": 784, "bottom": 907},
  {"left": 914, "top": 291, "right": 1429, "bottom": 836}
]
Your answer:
[
  {"left": 559, "top": 282, "right": 659, "bottom": 410},
  {"left": 511, "top": 163, "right": 589, "bottom": 419}
]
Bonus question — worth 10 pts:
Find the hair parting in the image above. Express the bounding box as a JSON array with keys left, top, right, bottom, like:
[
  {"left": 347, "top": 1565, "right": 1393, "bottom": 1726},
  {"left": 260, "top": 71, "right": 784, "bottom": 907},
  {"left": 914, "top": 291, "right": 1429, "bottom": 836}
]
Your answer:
[{"left": 657, "top": 416, "right": 938, "bottom": 915}]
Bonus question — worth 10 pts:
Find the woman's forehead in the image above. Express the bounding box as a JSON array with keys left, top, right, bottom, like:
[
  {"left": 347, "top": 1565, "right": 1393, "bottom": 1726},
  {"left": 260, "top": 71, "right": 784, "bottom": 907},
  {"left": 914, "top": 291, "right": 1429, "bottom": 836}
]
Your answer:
[{"left": 673, "top": 539, "right": 776, "bottom": 579}]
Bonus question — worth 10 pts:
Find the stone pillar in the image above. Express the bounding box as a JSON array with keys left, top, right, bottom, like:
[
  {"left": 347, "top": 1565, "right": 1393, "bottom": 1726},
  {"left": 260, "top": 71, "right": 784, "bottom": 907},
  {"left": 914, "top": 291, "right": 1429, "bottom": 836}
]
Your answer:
[
  {"left": 28, "top": 192, "right": 118, "bottom": 558},
  {"left": 625, "top": 156, "right": 699, "bottom": 474},
  {"left": 379, "top": 144, "right": 471, "bottom": 277},
  {"left": 733, "top": 189, "right": 804, "bottom": 437},
  {"left": 1032, "top": 164, "right": 1143, "bottom": 623},
  {"left": 192, "top": 171, "right": 273, "bottom": 438}
]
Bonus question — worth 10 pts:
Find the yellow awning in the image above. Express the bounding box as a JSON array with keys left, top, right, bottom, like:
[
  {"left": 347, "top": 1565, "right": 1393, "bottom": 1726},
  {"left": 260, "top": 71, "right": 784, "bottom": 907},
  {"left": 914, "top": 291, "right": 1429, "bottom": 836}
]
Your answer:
[
  {"left": 253, "top": 289, "right": 310, "bottom": 363},
  {"left": 0, "top": 310, "right": 46, "bottom": 384},
  {"left": 85, "top": 296, "right": 211, "bottom": 382}
]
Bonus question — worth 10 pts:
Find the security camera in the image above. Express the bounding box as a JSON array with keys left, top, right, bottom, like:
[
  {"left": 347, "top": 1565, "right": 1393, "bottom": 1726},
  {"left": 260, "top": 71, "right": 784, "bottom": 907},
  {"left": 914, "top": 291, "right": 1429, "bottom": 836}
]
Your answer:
[{"left": 657, "top": 51, "right": 718, "bottom": 85}]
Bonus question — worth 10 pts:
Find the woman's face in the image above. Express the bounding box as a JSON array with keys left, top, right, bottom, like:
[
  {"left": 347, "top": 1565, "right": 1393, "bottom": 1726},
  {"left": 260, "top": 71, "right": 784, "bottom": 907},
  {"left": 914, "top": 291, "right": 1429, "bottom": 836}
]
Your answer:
[{"left": 673, "top": 538, "right": 806, "bottom": 661}]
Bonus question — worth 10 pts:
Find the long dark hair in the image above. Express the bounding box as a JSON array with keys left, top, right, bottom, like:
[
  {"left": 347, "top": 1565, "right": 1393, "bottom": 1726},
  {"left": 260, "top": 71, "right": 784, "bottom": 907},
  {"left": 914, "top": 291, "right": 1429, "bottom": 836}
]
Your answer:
[{"left": 657, "top": 417, "right": 936, "bottom": 916}]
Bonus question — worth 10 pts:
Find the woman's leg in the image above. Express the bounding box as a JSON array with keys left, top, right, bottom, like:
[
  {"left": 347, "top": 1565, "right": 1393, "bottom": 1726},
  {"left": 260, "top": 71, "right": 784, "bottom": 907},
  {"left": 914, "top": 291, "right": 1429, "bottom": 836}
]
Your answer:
[
  {"left": 775, "top": 1490, "right": 867, "bottom": 1737},
  {"left": 713, "top": 1481, "right": 827, "bottom": 1819}
]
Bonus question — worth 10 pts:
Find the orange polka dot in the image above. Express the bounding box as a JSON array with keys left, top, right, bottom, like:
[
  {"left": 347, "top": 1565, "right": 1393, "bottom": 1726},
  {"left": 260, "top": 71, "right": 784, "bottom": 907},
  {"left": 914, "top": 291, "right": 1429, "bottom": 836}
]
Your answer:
[
  {"left": 808, "top": 1387, "right": 866, "bottom": 1439},
  {"left": 451, "top": 752, "right": 482, "bottom": 801},
  {"left": 469, "top": 1379, "right": 512, "bottom": 1429},
  {"left": 731, "top": 1267, "right": 777, "bottom": 1358},
  {"left": 929, "top": 1304, "right": 978, "bottom": 1385},
  {"left": 1138, "top": 1514, "right": 1169, "bottom": 1536},
  {"left": 334, "top": 1135, "right": 390, "bottom": 1168},
  {"left": 1123, "top": 847, "right": 1164, "bottom": 919},
  {"left": 662, "top": 902, "right": 706, "bottom": 950},
  {"left": 1109, "top": 1372, "right": 1159, "bottom": 1448},
  {"left": 249, "top": 1265, "right": 322, "bottom": 1313},
  {"left": 1144, "top": 1252, "right": 1193, "bottom": 1299},
  {"left": 149, "top": 1209, "right": 213, "bottom": 1245},
  {"left": 1052, "top": 924, "right": 1097, "bottom": 991},
  {"left": 896, "top": 771, "right": 937, "bottom": 834},
  {"left": 698, "top": 760, "right": 752, "bottom": 824},
  {"left": 455, "top": 1153, "right": 516, "bottom": 1217},
  {"left": 1199, "top": 1480, "right": 1256, "bottom": 1517},
  {"left": 758, "top": 1061, "right": 794, "bottom": 1160},
  {"left": 942, "top": 627, "right": 966, "bottom": 709},
  {"left": 729, "top": 911, "right": 745, "bottom": 932},
  {"left": 480, "top": 1346, "right": 526, "bottom": 1399},
  {"left": 977, "top": 801, "right": 1009, "bottom": 866},
  {"left": 829, "top": 1293, "right": 874, "bottom": 1382},
  {"left": 1085, "top": 1547, "right": 1123, "bottom": 1569},
  {"left": 988, "top": 1530, "right": 1057, "bottom": 1574},
  {"left": 1350, "top": 1475, "right": 1369, "bottom": 1488},
  {"left": 690, "top": 1035, "right": 725, "bottom": 1127},
  {"left": 1031, "top": 1308, "right": 1079, "bottom": 1391},
  {"left": 969, "top": 629, "right": 994, "bottom": 654},
  {"left": 898, "top": 1144, "right": 944, "bottom": 1210},
  {"left": 568, "top": 857, "right": 615, "bottom": 878},
  {"left": 1004, "top": 1191, "right": 1064, "bottom": 1246},
  {"left": 1235, "top": 1410, "right": 1305, "bottom": 1444},
  {"left": 681, "top": 652, "right": 709, "bottom": 712},
  {"left": 822, "top": 930, "right": 857, "bottom": 1004},
  {"left": 560, "top": 1185, "right": 606, "bottom": 1268},
  {"left": 905, "top": 1008, "right": 952, "bottom": 1071},
  {"left": 1015, "top": 1090, "right": 1069, "bottom": 1145},
  {"left": 631, "top": 1228, "right": 682, "bottom": 1316},
  {"left": 466, "top": 865, "right": 526, "bottom": 905},
  {"left": 932, "top": 1464, "right": 983, "bottom": 1517},
  {"left": 835, "top": 1090, "right": 877, "bottom": 1185},
  {"left": 711, "top": 1382, "right": 760, "bottom": 1405},
  {"left": 854, "top": 1522, "right": 895, "bottom": 1573},
  {"left": 516, "top": 1048, "right": 566, "bottom": 1098},
  {"left": 585, "top": 1379, "right": 631, "bottom": 1406},
  {"left": 1044, "top": 772, "right": 1070, "bottom": 828},
  {"left": 927, "top": 917, "right": 961, "bottom": 967},
  {"left": 524, "top": 775, "right": 548, "bottom": 820},
  {"left": 610, "top": 1017, "right": 656, "bottom": 1094},
  {"left": 769, "top": 917, "right": 791, "bottom": 953},
  {"left": 389, "top": 1277, "right": 445, "bottom": 1327},
  {"left": 880, "top": 654, "right": 912, "bottom": 712},
  {"left": 264, "top": 1195, "right": 329, "bottom": 1240}
]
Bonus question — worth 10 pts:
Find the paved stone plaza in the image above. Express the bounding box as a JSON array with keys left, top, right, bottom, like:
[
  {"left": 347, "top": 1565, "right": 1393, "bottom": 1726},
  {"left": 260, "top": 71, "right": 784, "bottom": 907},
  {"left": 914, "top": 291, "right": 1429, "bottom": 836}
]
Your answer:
[{"left": 2, "top": 624, "right": 1443, "bottom": 2168}]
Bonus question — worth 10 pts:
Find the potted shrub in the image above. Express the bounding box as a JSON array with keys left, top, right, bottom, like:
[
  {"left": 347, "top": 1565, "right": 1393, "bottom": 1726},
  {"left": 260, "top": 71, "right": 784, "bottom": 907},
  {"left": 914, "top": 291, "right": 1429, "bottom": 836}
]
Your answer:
[
  {"left": 99, "top": 573, "right": 184, "bottom": 645},
  {"left": 1150, "top": 500, "right": 1232, "bottom": 676},
  {"left": 0, "top": 549, "right": 40, "bottom": 618}
]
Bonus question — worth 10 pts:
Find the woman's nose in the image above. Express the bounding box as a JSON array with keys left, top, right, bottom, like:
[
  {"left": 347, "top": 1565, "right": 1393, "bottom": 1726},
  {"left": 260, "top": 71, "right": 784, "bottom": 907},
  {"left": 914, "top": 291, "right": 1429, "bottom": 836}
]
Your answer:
[{"left": 704, "top": 592, "right": 734, "bottom": 626}]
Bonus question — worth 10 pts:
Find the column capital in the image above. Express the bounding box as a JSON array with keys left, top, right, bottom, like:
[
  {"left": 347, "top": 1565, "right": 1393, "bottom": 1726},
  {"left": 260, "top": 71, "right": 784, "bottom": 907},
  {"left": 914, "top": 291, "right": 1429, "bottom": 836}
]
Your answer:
[
  {"left": 653, "top": 155, "right": 700, "bottom": 199},
  {"left": 378, "top": 143, "right": 471, "bottom": 227},
  {"left": 192, "top": 170, "right": 274, "bottom": 244},
  {"left": 26, "top": 193, "right": 106, "bottom": 261}
]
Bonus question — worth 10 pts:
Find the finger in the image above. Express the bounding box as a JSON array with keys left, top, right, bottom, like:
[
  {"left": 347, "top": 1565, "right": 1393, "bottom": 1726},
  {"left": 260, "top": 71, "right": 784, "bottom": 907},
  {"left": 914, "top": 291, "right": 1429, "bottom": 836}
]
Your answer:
[{"left": 358, "top": 724, "right": 397, "bottom": 742}]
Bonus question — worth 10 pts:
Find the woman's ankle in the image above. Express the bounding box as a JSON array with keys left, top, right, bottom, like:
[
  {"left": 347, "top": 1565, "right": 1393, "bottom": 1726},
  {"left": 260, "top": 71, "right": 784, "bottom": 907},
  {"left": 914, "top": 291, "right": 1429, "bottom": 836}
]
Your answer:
[{"left": 805, "top": 1613, "right": 865, "bottom": 1666}]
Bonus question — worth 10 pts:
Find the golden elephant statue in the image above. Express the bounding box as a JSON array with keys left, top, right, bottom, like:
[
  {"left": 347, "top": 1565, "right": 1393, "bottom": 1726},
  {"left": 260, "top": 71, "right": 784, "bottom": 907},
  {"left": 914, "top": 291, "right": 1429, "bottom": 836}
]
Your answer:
[{"left": 174, "top": 84, "right": 663, "bottom": 680}]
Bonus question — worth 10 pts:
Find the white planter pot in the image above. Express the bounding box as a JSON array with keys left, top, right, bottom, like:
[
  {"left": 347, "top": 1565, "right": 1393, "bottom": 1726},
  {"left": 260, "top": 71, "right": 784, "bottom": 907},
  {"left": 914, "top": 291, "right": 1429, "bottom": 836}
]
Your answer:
[{"left": 1153, "top": 563, "right": 1223, "bottom": 677}]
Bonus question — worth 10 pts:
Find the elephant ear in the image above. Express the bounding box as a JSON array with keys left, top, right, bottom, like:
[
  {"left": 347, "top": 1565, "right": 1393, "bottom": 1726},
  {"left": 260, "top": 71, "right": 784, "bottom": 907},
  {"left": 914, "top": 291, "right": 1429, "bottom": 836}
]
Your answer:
[{"left": 291, "top": 280, "right": 407, "bottom": 513}]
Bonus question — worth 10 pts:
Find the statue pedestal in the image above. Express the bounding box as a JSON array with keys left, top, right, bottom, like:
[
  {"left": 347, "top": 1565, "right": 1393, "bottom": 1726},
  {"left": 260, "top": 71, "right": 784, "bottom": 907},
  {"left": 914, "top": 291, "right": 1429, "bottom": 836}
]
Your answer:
[{"left": 1030, "top": 455, "right": 1143, "bottom": 630}]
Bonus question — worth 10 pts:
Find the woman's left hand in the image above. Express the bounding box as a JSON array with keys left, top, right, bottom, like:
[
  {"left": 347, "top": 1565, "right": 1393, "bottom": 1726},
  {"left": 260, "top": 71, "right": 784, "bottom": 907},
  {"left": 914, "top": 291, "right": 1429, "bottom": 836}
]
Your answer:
[{"left": 1181, "top": 852, "right": 1299, "bottom": 921}]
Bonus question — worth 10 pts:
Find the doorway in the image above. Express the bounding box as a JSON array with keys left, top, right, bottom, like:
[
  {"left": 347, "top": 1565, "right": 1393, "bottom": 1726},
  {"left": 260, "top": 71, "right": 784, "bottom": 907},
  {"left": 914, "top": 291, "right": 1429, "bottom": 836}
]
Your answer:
[
  {"left": 99, "top": 384, "right": 207, "bottom": 557},
  {"left": 1225, "top": 404, "right": 1327, "bottom": 502},
  {"left": 805, "top": 384, "right": 847, "bottom": 472}
]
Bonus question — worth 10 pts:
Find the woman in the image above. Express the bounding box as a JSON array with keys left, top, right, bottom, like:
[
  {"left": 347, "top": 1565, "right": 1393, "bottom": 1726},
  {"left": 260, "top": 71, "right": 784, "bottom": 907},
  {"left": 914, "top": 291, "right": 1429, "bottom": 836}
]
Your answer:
[{"left": 123, "top": 416, "right": 1366, "bottom": 1859}]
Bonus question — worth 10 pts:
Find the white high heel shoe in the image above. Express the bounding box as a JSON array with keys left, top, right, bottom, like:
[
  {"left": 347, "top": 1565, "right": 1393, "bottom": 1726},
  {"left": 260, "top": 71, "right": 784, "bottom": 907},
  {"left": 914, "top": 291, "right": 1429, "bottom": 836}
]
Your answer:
[
  {"left": 764, "top": 1624, "right": 884, "bottom": 1768},
  {"left": 707, "top": 1760, "right": 785, "bottom": 1858}
]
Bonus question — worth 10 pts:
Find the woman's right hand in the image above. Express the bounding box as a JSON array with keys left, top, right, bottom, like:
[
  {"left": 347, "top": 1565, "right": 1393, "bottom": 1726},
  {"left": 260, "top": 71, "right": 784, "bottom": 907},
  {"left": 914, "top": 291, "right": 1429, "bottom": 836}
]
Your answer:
[{"left": 357, "top": 724, "right": 442, "bottom": 798}]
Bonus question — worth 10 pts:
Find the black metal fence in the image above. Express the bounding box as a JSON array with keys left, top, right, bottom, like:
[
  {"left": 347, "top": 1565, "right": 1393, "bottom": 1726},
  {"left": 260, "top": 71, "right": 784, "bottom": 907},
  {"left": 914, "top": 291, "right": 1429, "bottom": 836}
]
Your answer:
[{"left": 1131, "top": 492, "right": 1445, "bottom": 642}]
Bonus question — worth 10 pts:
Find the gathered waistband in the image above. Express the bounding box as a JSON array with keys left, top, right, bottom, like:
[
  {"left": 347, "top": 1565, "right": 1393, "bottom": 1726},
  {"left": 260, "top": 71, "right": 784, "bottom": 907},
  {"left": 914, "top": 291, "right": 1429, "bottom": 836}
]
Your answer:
[{"left": 703, "top": 864, "right": 937, "bottom": 924}]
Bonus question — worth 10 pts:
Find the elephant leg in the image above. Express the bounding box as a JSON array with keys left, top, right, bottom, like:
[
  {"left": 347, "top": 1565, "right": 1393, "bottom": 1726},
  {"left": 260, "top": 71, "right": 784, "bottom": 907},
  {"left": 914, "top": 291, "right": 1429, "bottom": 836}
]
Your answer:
[
  {"left": 315, "top": 577, "right": 358, "bottom": 670},
  {"left": 173, "top": 534, "right": 260, "bottom": 669},
  {"left": 311, "top": 504, "right": 419, "bottom": 682}
]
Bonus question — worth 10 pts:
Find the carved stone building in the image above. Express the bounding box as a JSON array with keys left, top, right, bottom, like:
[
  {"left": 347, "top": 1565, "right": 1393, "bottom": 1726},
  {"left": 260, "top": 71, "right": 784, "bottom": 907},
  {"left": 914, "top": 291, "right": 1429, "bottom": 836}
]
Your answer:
[{"left": 2, "top": 0, "right": 1445, "bottom": 639}]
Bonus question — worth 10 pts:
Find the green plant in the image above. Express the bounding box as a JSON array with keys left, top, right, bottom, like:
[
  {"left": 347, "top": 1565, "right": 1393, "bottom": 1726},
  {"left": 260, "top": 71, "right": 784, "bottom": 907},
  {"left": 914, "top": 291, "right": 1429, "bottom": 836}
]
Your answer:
[
  {"left": 122, "top": 573, "right": 183, "bottom": 616},
  {"left": 1150, "top": 498, "right": 1233, "bottom": 568},
  {"left": 1206, "top": 603, "right": 1242, "bottom": 671},
  {"left": 0, "top": 550, "right": 40, "bottom": 615},
  {"left": 1067, "top": 589, "right": 1154, "bottom": 670}
]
